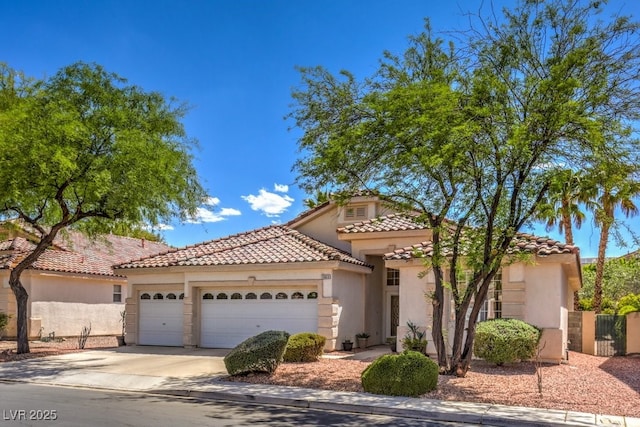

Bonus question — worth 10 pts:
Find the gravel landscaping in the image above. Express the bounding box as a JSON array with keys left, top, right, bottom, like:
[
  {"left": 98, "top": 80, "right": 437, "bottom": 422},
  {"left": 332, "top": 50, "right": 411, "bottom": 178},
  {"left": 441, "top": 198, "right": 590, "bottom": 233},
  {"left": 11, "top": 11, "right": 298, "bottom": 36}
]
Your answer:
[{"left": 228, "top": 350, "right": 640, "bottom": 418}]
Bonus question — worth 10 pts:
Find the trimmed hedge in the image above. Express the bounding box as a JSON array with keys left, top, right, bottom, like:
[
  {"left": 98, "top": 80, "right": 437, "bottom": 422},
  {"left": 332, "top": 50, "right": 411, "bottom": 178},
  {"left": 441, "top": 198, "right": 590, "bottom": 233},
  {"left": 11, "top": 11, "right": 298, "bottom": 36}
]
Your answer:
[
  {"left": 283, "top": 332, "right": 326, "bottom": 362},
  {"left": 0, "top": 312, "right": 10, "bottom": 340},
  {"left": 361, "top": 351, "right": 439, "bottom": 397},
  {"left": 224, "top": 330, "right": 290, "bottom": 376},
  {"left": 473, "top": 318, "right": 541, "bottom": 365}
]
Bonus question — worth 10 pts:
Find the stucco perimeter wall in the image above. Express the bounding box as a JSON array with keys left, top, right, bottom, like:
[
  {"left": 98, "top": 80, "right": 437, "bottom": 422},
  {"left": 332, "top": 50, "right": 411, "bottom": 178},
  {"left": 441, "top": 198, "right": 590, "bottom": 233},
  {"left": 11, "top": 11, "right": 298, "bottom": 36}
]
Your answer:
[
  {"left": 628, "top": 312, "right": 640, "bottom": 355},
  {"left": 32, "top": 301, "right": 123, "bottom": 336}
]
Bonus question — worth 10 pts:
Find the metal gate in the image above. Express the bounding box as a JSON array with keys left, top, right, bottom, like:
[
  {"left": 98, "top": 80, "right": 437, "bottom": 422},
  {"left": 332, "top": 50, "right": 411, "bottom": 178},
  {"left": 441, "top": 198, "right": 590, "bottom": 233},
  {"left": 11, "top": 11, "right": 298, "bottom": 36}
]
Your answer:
[{"left": 595, "top": 315, "right": 626, "bottom": 356}]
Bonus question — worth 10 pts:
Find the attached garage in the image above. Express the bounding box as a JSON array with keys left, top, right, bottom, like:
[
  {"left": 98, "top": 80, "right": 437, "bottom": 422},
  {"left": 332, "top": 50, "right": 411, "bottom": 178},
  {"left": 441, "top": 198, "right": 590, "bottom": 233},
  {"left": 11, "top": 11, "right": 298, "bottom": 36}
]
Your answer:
[
  {"left": 200, "top": 289, "right": 318, "bottom": 348},
  {"left": 138, "top": 291, "right": 184, "bottom": 346}
]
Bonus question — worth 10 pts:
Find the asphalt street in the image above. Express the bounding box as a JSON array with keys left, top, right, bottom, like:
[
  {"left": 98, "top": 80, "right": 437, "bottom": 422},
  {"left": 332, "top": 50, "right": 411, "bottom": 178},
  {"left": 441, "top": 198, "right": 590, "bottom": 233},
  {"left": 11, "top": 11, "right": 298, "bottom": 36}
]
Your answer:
[{"left": 0, "top": 382, "right": 481, "bottom": 427}]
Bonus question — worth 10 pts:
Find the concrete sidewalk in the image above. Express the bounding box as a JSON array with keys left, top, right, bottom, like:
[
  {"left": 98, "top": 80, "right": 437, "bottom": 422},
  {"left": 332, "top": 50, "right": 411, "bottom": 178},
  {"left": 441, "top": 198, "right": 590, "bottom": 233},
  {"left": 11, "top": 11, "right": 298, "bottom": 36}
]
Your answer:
[{"left": 0, "top": 346, "right": 637, "bottom": 427}]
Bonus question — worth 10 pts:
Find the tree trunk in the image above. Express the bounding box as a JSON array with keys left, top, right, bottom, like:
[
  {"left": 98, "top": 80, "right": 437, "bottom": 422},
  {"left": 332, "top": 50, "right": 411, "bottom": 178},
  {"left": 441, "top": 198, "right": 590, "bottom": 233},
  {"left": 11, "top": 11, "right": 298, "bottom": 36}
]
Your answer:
[
  {"left": 8, "top": 270, "right": 30, "bottom": 354},
  {"left": 593, "top": 220, "right": 610, "bottom": 314},
  {"left": 431, "top": 269, "right": 449, "bottom": 370}
]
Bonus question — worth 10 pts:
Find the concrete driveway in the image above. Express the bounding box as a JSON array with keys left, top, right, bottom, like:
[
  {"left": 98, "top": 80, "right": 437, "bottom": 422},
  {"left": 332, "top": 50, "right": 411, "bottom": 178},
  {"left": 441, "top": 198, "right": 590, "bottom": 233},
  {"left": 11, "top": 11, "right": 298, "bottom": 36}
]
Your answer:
[{"left": 0, "top": 346, "right": 230, "bottom": 391}]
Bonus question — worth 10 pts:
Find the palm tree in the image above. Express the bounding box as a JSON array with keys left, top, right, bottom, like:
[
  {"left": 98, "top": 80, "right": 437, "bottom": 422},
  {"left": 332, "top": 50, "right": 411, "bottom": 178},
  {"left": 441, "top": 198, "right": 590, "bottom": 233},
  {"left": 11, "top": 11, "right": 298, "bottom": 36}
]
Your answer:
[
  {"left": 303, "top": 190, "right": 330, "bottom": 209},
  {"left": 537, "top": 169, "right": 591, "bottom": 309},
  {"left": 589, "top": 163, "right": 640, "bottom": 313}
]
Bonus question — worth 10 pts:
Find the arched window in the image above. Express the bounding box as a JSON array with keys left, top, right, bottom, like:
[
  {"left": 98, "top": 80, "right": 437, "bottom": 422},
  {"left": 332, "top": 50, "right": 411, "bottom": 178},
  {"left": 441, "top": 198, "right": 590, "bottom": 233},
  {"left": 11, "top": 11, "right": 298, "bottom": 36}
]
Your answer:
[
  {"left": 166, "top": 293, "right": 177, "bottom": 300},
  {"left": 179, "top": 293, "right": 185, "bottom": 300},
  {"left": 291, "top": 292, "right": 304, "bottom": 300},
  {"left": 231, "top": 293, "right": 242, "bottom": 300},
  {"left": 260, "top": 292, "right": 273, "bottom": 300},
  {"left": 216, "top": 293, "right": 228, "bottom": 300},
  {"left": 245, "top": 292, "right": 257, "bottom": 300},
  {"left": 203, "top": 293, "right": 214, "bottom": 300},
  {"left": 307, "top": 291, "right": 318, "bottom": 299},
  {"left": 140, "top": 293, "right": 151, "bottom": 300},
  {"left": 275, "top": 292, "right": 288, "bottom": 300},
  {"left": 153, "top": 293, "right": 164, "bottom": 300}
]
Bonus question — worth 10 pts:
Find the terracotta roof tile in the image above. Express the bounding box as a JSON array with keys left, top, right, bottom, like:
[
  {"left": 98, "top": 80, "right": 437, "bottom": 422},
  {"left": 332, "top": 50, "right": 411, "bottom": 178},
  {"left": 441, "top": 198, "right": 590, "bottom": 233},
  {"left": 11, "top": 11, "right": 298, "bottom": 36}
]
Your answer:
[
  {"left": 0, "top": 231, "right": 172, "bottom": 277},
  {"left": 338, "top": 213, "right": 428, "bottom": 234},
  {"left": 116, "top": 225, "right": 371, "bottom": 269},
  {"left": 384, "top": 234, "right": 579, "bottom": 260}
]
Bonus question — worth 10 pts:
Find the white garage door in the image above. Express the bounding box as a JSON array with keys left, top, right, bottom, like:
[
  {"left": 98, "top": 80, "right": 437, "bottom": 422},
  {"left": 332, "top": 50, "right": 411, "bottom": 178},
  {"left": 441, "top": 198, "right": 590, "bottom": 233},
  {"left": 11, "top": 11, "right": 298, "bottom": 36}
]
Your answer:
[
  {"left": 138, "top": 291, "right": 184, "bottom": 346},
  {"left": 200, "top": 289, "right": 318, "bottom": 348}
]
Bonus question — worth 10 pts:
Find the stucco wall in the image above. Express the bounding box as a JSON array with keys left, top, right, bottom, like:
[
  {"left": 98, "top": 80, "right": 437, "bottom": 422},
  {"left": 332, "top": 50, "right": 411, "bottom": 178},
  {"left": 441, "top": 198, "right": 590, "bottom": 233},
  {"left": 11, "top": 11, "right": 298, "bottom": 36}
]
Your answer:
[
  {"left": 396, "top": 264, "right": 434, "bottom": 354},
  {"left": 32, "top": 301, "right": 124, "bottom": 336},
  {"left": 627, "top": 312, "right": 640, "bottom": 355},
  {"left": 29, "top": 274, "right": 126, "bottom": 304},
  {"left": 331, "top": 269, "right": 366, "bottom": 345},
  {"left": 523, "top": 263, "right": 563, "bottom": 328}
]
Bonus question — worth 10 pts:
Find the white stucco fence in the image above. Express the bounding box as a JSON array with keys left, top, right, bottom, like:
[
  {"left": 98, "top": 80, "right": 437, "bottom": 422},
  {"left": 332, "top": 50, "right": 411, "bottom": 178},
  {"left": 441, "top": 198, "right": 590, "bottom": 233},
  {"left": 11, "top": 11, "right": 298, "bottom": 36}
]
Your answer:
[{"left": 31, "top": 302, "right": 124, "bottom": 337}]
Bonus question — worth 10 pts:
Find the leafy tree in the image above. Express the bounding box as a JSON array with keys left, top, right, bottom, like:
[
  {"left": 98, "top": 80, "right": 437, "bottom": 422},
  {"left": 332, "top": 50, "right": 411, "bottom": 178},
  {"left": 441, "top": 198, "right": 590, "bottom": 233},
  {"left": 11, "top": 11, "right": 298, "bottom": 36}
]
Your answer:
[
  {"left": 290, "top": 1, "right": 640, "bottom": 375},
  {"left": 0, "top": 62, "right": 206, "bottom": 353},
  {"left": 581, "top": 256, "right": 640, "bottom": 304}
]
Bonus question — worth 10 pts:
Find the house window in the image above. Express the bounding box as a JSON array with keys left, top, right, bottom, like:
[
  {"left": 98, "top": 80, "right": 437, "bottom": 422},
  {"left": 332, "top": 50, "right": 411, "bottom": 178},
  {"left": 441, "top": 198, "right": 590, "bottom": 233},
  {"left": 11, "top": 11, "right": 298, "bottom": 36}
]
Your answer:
[
  {"left": 166, "top": 293, "right": 177, "bottom": 300},
  {"left": 291, "top": 292, "right": 304, "bottom": 300},
  {"left": 203, "top": 293, "right": 214, "bottom": 300},
  {"left": 216, "top": 293, "right": 228, "bottom": 300},
  {"left": 260, "top": 292, "right": 273, "bottom": 300},
  {"left": 179, "top": 293, "right": 185, "bottom": 300},
  {"left": 231, "top": 293, "right": 242, "bottom": 300},
  {"left": 344, "top": 205, "right": 367, "bottom": 220},
  {"left": 140, "top": 293, "right": 151, "bottom": 300},
  {"left": 113, "top": 285, "right": 122, "bottom": 303},
  {"left": 245, "top": 292, "right": 257, "bottom": 300},
  {"left": 307, "top": 291, "right": 318, "bottom": 299},
  {"left": 275, "top": 292, "right": 288, "bottom": 300},
  {"left": 153, "top": 293, "right": 164, "bottom": 300},
  {"left": 386, "top": 268, "right": 400, "bottom": 286},
  {"left": 478, "top": 270, "right": 503, "bottom": 321}
]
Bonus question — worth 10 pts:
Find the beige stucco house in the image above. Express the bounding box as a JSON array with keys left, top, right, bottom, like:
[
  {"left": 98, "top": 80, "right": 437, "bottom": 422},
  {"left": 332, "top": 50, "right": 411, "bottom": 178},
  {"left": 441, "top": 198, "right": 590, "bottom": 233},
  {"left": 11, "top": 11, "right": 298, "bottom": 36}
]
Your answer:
[
  {"left": 0, "top": 225, "right": 171, "bottom": 338},
  {"left": 116, "top": 196, "right": 581, "bottom": 362}
]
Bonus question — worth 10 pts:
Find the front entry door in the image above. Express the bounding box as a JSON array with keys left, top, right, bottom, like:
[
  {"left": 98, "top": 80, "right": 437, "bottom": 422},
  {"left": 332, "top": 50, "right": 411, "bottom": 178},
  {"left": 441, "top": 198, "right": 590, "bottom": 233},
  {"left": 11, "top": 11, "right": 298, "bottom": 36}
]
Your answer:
[{"left": 390, "top": 294, "right": 399, "bottom": 337}]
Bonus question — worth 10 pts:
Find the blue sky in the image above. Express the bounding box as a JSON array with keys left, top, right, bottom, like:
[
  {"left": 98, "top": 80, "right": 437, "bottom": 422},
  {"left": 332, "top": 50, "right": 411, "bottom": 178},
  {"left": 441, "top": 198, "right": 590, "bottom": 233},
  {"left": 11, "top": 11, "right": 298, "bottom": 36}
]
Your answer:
[{"left": 2, "top": 0, "right": 640, "bottom": 257}]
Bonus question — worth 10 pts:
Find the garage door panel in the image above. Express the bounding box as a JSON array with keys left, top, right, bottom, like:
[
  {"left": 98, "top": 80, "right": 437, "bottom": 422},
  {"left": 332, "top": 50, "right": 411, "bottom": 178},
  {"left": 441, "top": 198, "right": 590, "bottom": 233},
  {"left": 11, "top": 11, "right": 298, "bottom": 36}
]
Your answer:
[
  {"left": 139, "top": 292, "right": 183, "bottom": 346},
  {"left": 200, "top": 291, "right": 317, "bottom": 348}
]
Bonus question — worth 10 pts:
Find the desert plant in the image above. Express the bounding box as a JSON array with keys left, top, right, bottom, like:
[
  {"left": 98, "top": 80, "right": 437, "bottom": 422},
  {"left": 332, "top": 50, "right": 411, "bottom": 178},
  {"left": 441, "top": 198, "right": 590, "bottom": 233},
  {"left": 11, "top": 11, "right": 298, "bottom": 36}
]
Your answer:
[
  {"left": 401, "top": 321, "right": 427, "bottom": 354},
  {"left": 77, "top": 323, "right": 92, "bottom": 349},
  {"left": 0, "top": 312, "right": 11, "bottom": 340},
  {"left": 283, "top": 332, "right": 326, "bottom": 362},
  {"left": 119, "top": 310, "right": 126, "bottom": 337},
  {"left": 361, "top": 351, "right": 438, "bottom": 397},
  {"left": 473, "top": 318, "right": 541, "bottom": 365},
  {"left": 355, "top": 332, "right": 370, "bottom": 339},
  {"left": 224, "top": 330, "right": 290, "bottom": 376}
]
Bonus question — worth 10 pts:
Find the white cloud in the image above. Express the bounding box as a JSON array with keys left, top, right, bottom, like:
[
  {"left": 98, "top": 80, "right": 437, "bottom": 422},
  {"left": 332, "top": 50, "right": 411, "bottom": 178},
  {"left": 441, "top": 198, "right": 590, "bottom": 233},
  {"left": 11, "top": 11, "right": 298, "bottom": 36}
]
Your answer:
[
  {"left": 186, "top": 206, "right": 242, "bottom": 224},
  {"left": 242, "top": 188, "right": 294, "bottom": 217},
  {"left": 219, "top": 207, "right": 241, "bottom": 216},
  {"left": 155, "top": 223, "right": 175, "bottom": 231},
  {"left": 274, "top": 183, "right": 289, "bottom": 193},
  {"left": 204, "top": 197, "right": 220, "bottom": 206}
]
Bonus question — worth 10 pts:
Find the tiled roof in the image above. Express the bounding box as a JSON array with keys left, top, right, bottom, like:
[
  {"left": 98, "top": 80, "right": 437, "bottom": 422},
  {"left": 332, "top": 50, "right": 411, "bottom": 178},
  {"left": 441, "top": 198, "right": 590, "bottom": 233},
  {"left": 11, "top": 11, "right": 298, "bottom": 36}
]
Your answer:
[
  {"left": 116, "top": 225, "right": 371, "bottom": 269},
  {"left": 384, "top": 234, "right": 579, "bottom": 260},
  {"left": 337, "top": 213, "right": 428, "bottom": 234},
  {"left": 0, "top": 230, "right": 172, "bottom": 277}
]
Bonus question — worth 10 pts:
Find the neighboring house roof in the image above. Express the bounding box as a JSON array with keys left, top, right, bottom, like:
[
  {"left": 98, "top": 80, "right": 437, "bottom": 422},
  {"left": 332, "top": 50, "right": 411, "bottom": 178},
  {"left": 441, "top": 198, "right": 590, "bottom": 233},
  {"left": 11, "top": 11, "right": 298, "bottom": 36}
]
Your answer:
[
  {"left": 116, "top": 225, "right": 371, "bottom": 270},
  {"left": 384, "top": 234, "right": 579, "bottom": 260},
  {"left": 0, "top": 229, "right": 172, "bottom": 277}
]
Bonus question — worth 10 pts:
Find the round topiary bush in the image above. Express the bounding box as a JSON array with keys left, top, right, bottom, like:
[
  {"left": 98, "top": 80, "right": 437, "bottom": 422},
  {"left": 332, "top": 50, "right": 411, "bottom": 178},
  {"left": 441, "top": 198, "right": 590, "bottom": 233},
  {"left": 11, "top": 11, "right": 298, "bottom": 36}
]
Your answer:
[
  {"left": 224, "top": 330, "right": 290, "bottom": 376},
  {"left": 361, "top": 351, "right": 439, "bottom": 397},
  {"left": 473, "top": 318, "right": 541, "bottom": 365},
  {"left": 283, "top": 332, "right": 326, "bottom": 362}
]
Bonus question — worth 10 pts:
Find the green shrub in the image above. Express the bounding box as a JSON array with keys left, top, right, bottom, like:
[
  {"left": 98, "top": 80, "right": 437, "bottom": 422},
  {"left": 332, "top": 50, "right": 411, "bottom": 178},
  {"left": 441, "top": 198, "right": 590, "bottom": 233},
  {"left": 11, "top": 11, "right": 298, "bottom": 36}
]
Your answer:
[
  {"left": 0, "top": 312, "right": 11, "bottom": 340},
  {"left": 283, "top": 332, "right": 326, "bottom": 362},
  {"left": 224, "top": 330, "right": 290, "bottom": 376},
  {"left": 618, "top": 305, "right": 639, "bottom": 316},
  {"left": 361, "top": 351, "right": 438, "bottom": 397},
  {"left": 473, "top": 318, "right": 541, "bottom": 366}
]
